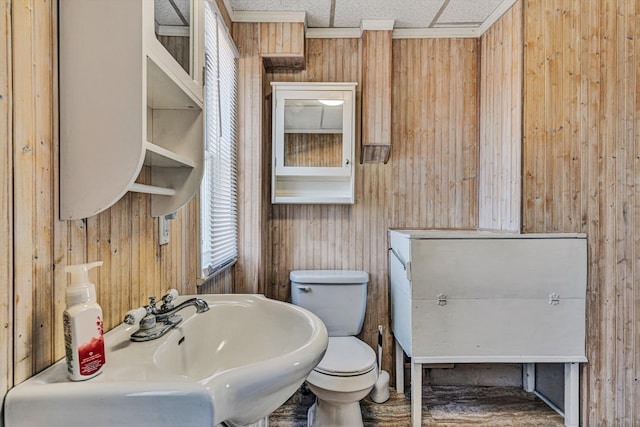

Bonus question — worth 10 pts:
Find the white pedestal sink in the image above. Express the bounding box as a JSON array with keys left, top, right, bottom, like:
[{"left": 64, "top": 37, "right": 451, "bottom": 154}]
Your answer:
[{"left": 4, "top": 294, "right": 328, "bottom": 427}]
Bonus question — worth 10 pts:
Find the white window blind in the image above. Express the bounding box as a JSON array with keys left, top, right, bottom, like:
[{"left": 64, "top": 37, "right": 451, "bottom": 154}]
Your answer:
[{"left": 200, "top": 1, "right": 238, "bottom": 278}]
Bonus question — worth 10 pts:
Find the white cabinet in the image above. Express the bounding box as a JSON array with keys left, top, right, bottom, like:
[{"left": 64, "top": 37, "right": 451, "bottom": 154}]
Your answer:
[
  {"left": 271, "top": 82, "right": 357, "bottom": 204},
  {"left": 59, "top": 0, "right": 204, "bottom": 219},
  {"left": 388, "top": 229, "right": 587, "bottom": 427}
]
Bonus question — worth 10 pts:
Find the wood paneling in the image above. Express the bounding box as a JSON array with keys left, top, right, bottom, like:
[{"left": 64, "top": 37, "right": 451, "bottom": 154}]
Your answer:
[
  {"left": 233, "top": 22, "right": 264, "bottom": 294},
  {"left": 235, "top": 36, "right": 479, "bottom": 380},
  {"left": 1, "top": 0, "right": 13, "bottom": 407},
  {"left": 259, "top": 22, "right": 305, "bottom": 71},
  {"left": 522, "top": 0, "right": 640, "bottom": 424},
  {"left": 5, "top": 0, "right": 199, "bottom": 395},
  {"left": 361, "top": 30, "right": 392, "bottom": 163},
  {"left": 391, "top": 38, "right": 479, "bottom": 229},
  {"left": 479, "top": 1, "right": 523, "bottom": 232},
  {"left": 197, "top": 266, "right": 235, "bottom": 294}
]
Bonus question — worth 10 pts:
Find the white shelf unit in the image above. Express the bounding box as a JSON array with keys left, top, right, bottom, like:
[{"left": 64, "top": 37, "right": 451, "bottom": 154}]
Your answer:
[
  {"left": 271, "top": 82, "right": 357, "bottom": 204},
  {"left": 59, "top": 0, "right": 204, "bottom": 219}
]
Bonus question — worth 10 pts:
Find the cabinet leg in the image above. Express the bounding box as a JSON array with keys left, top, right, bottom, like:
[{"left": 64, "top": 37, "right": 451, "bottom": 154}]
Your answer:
[
  {"left": 564, "top": 362, "right": 579, "bottom": 427},
  {"left": 523, "top": 363, "right": 536, "bottom": 392},
  {"left": 411, "top": 361, "right": 422, "bottom": 427},
  {"left": 395, "top": 340, "right": 405, "bottom": 395}
]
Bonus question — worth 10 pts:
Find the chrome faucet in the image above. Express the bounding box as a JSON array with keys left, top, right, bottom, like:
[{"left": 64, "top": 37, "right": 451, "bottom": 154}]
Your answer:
[
  {"left": 129, "top": 293, "right": 209, "bottom": 342},
  {"left": 155, "top": 297, "right": 210, "bottom": 322}
]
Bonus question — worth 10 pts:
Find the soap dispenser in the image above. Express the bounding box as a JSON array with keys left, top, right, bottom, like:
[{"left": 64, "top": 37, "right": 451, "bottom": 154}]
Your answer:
[{"left": 63, "top": 261, "right": 105, "bottom": 381}]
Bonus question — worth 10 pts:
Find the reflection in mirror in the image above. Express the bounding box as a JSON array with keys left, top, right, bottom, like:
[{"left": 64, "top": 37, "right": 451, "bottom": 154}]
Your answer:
[
  {"left": 284, "top": 99, "right": 343, "bottom": 168},
  {"left": 154, "top": 0, "right": 191, "bottom": 74}
]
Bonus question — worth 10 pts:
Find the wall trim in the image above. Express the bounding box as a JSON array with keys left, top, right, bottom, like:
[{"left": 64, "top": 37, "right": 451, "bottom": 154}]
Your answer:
[
  {"left": 307, "top": 26, "right": 482, "bottom": 39},
  {"left": 361, "top": 19, "right": 395, "bottom": 31},
  {"left": 232, "top": 10, "right": 307, "bottom": 25},
  {"left": 392, "top": 27, "right": 480, "bottom": 39},
  {"left": 306, "top": 27, "right": 362, "bottom": 39}
]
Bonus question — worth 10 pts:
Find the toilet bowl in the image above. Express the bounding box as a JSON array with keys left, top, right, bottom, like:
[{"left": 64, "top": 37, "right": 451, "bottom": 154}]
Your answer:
[
  {"left": 289, "top": 270, "right": 377, "bottom": 427},
  {"left": 305, "top": 336, "right": 378, "bottom": 427}
]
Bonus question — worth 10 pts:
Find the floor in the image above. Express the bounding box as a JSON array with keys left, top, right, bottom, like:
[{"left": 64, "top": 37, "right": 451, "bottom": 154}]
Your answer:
[{"left": 269, "top": 385, "right": 565, "bottom": 426}]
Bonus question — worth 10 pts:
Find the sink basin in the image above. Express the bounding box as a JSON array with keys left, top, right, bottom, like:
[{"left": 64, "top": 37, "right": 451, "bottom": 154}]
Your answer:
[{"left": 4, "top": 294, "right": 328, "bottom": 427}]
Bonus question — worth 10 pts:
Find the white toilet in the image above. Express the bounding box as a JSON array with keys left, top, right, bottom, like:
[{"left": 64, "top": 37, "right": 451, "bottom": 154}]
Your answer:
[{"left": 290, "top": 270, "right": 378, "bottom": 427}]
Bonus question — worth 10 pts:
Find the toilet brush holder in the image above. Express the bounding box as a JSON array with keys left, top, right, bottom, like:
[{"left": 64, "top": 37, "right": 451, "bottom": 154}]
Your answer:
[
  {"left": 370, "top": 325, "right": 390, "bottom": 403},
  {"left": 370, "top": 370, "right": 390, "bottom": 403}
]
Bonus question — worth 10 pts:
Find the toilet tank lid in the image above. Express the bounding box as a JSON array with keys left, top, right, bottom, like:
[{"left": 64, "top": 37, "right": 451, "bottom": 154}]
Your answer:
[{"left": 290, "top": 270, "right": 369, "bottom": 284}]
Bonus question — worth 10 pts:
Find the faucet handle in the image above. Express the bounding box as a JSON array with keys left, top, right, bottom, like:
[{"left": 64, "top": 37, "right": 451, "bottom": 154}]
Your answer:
[
  {"left": 146, "top": 296, "right": 158, "bottom": 314},
  {"left": 123, "top": 306, "right": 148, "bottom": 325},
  {"left": 160, "top": 288, "right": 179, "bottom": 311}
]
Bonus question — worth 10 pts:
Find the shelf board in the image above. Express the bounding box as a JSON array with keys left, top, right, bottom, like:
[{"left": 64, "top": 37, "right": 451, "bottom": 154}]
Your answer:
[
  {"left": 143, "top": 141, "right": 195, "bottom": 168},
  {"left": 129, "top": 183, "right": 176, "bottom": 196},
  {"left": 284, "top": 128, "right": 342, "bottom": 134},
  {"left": 273, "top": 195, "right": 354, "bottom": 204}
]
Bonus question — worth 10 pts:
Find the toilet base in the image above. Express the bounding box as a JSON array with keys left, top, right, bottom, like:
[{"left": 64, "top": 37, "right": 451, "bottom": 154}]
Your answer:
[{"left": 307, "top": 398, "right": 364, "bottom": 427}]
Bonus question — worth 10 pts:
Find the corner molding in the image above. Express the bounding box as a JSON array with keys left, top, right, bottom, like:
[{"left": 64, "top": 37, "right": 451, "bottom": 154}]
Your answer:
[
  {"left": 231, "top": 10, "right": 307, "bottom": 26},
  {"left": 392, "top": 27, "right": 480, "bottom": 39},
  {"left": 305, "top": 27, "right": 362, "bottom": 39},
  {"left": 361, "top": 19, "right": 395, "bottom": 32},
  {"left": 476, "top": 0, "right": 518, "bottom": 35}
]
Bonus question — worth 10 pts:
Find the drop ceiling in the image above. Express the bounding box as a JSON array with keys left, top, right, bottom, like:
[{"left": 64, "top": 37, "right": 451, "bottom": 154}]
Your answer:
[{"left": 223, "top": 0, "right": 518, "bottom": 37}]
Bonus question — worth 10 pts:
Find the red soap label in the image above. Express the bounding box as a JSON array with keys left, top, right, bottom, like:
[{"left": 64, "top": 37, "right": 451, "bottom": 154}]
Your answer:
[{"left": 78, "top": 317, "right": 105, "bottom": 376}]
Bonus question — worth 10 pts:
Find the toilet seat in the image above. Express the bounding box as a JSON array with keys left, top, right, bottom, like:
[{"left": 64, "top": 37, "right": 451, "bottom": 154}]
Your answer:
[
  {"left": 314, "top": 337, "right": 377, "bottom": 377},
  {"left": 306, "top": 336, "right": 378, "bottom": 393}
]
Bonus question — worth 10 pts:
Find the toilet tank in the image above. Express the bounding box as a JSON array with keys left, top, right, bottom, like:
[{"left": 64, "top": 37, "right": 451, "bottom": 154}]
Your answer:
[{"left": 290, "top": 270, "right": 369, "bottom": 337}]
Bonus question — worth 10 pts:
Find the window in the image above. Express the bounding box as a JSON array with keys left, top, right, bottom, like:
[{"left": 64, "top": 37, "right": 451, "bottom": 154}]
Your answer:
[{"left": 200, "top": 1, "right": 239, "bottom": 278}]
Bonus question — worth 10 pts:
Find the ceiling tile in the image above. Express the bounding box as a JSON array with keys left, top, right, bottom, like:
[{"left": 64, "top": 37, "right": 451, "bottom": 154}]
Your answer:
[
  {"left": 231, "top": 0, "right": 332, "bottom": 27},
  {"left": 268, "top": 0, "right": 332, "bottom": 27},
  {"left": 333, "top": 0, "right": 445, "bottom": 28},
  {"left": 230, "top": 0, "right": 268, "bottom": 10},
  {"left": 436, "top": 0, "right": 504, "bottom": 25},
  {"left": 155, "top": 0, "right": 191, "bottom": 26}
]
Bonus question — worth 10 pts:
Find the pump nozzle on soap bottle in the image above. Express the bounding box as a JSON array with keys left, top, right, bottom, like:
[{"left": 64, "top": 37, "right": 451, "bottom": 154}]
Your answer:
[{"left": 63, "top": 261, "right": 106, "bottom": 381}]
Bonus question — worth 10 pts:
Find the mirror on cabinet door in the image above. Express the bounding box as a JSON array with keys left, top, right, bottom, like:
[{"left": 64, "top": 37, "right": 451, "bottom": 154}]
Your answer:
[
  {"left": 283, "top": 99, "right": 344, "bottom": 169},
  {"left": 154, "top": 0, "right": 192, "bottom": 75}
]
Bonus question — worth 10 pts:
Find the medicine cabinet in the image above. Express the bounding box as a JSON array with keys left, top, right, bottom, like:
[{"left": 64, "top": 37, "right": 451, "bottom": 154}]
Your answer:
[
  {"left": 59, "top": 0, "right": 204, "bottom": 219},
  {"left": 271, "top": 82, "right": 357, "bottom": 204}
]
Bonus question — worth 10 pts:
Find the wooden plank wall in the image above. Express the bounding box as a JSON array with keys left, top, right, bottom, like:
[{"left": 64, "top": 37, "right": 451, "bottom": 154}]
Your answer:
[
  {"left": 232, "top": 22, "right": 264, "bottom": 295},
  {"left": 240, "top": 36, "right": 479, "bottom": 377},
  {"left": 259, "top": 22, "right": 305, "bottom": 70},
  {"left": 390, "top": 38, "right": 479, "bottom": 229},
  {"left": 522, "top": 0, "right": 639, "bottom": 424},
  {"left": 1, "top": 0, "right": 13, "bottom": 409},
  {"left": 479, "top": 1, "right": 523, "bottom": 232},
  {"left": 361, "top": 30, "right": 392, "bottom": 163},
  {"left": 5, "top": 0, "right": 199, "bottom": 397}
]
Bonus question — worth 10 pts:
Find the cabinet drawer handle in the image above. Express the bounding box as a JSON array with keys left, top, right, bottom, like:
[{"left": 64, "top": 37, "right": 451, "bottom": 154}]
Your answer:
[{"left": 345, "top": 159, "right": 350, "bottom": 165}]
